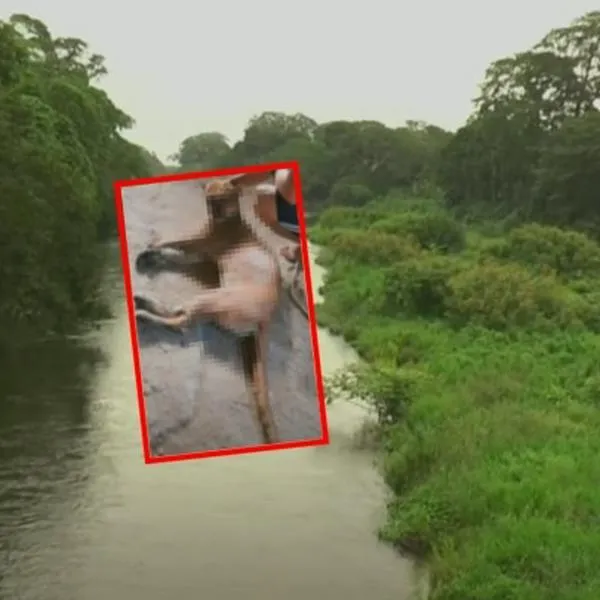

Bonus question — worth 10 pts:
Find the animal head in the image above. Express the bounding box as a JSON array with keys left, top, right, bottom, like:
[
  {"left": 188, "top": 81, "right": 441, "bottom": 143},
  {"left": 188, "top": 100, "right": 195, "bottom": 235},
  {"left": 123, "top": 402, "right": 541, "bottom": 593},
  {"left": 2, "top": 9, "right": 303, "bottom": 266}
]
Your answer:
[
  {"left": 204, "top": 178, "right": 237, "bottom": 198},
  {"left": 204, "top": 178, "right": 241, "bottom": 223},
  {"left": 202, "top": 170, "right": 273, "bottom": 224}
]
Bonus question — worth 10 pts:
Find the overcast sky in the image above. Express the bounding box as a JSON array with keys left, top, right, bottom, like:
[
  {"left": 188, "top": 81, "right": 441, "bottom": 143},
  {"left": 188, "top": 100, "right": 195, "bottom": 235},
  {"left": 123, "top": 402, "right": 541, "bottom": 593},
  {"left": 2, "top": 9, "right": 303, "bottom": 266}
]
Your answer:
[{"left": 3, "top": 1, "right": 597, "bottom": 160}]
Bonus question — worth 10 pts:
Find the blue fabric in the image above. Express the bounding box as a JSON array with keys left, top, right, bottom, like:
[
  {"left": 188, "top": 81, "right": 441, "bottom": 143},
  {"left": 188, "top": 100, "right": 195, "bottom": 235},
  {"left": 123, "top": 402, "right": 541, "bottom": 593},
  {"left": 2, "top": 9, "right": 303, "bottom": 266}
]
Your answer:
[{"left": 275, "top": 189, "right": 299, "bottom": 232}]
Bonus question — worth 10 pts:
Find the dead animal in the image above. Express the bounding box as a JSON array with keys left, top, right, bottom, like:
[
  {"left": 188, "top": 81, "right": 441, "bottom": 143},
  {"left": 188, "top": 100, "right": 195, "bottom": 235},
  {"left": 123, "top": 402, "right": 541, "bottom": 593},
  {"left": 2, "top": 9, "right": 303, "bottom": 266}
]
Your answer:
[{"left": 133, "top": 176, "right": 282, "bottom": 444}]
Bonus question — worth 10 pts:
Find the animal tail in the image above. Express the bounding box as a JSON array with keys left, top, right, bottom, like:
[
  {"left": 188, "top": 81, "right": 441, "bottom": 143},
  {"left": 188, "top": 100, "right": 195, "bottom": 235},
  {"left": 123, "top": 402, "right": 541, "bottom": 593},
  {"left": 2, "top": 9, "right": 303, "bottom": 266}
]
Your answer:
[{"left": 240, "top": 331, "right": 278, "bottom": 444}]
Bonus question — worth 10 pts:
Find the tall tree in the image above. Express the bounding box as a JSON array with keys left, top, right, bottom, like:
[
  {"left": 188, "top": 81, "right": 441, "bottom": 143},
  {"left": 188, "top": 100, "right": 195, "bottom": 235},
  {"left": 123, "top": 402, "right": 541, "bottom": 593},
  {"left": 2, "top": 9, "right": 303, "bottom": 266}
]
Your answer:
[
  {"left": 237, "top": 111, "right": 318, "bottom": 162},
  {"left": 440, "top": 10, "right": 600, "bottom": 225},
  {"left": 533, "top": 111, "right": 600, "bottom": 230},
  {"left": 0, "top": 14, "right": 153, "bottom": 336},
  {"left": 475, "top": 11, "right": 600, "bottom": 129},
  {"left": 170, "top": 132, "right": 230, "bottom": 170}
]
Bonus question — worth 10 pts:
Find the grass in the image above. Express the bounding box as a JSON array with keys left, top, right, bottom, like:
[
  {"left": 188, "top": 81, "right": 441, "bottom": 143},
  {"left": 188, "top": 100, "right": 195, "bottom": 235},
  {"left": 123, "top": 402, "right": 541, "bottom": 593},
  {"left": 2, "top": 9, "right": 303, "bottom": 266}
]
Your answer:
[{"left": 313, "top": 200, "right": 600, "bottom": 599}]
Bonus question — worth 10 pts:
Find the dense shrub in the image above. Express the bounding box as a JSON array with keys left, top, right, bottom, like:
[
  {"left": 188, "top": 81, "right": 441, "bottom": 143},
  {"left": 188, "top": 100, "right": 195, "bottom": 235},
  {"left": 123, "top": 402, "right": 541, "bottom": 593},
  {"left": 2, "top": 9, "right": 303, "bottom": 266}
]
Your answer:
[
  {"left": 370, "top": 211, "right": 466, "bottom": 253},
  {"left": 326, "top": 362, "right": 423, "bottom": 426},
  {"left": 490, "top": 224, "right": 600, "bottom": 279},
  {"left": 383, "top": 254, "right": 461, "bottom": 318},
  {"left": 316, "top": 260, "right": 387, "bottom": 333},
  {"left": 353, "top": 322, "right": 427, "bottom": 366},
  {"left": 324, "top": 229, "right": 421, "bottom": 266},
  {"left": 317, "top": 206, "right": 386, "bottom": 230},
  {"left": 446, "top": 262, "right": 583, "bottom": 330},
  {"left": 367, "top": 192, "right": 445, "bottom": 214}
]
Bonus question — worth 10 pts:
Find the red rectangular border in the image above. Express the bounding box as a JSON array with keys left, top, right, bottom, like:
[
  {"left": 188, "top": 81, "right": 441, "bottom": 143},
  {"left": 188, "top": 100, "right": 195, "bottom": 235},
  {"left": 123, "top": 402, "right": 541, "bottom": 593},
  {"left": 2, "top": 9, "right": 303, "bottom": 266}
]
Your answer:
[{"left": 113, "top": 160, "right": 329, "bottom": 464}]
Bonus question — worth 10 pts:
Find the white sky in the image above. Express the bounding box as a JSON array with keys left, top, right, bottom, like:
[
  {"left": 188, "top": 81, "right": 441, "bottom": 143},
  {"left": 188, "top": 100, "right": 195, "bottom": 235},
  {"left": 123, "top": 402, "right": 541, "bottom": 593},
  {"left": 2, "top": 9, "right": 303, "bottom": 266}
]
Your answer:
[{"left": 4, "top": 1, "right": 598, "bottom": 161}]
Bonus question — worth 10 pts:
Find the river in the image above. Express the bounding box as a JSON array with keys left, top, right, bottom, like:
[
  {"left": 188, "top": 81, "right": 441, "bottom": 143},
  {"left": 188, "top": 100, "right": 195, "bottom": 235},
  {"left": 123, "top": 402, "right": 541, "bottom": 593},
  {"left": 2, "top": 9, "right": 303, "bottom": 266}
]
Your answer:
[{"left": 0, "top": 244, "right": 420, "bottom": 599}]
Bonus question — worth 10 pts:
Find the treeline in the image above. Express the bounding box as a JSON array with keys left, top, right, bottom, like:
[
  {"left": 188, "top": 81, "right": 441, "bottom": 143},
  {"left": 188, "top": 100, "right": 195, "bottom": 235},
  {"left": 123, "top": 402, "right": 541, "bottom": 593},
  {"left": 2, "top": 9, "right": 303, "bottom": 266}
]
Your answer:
[
  {"left": 441, "top": 10, "right": 600, "bottom": 233},
  {"left": 171, "top": 11, "right": 600, "bottom": 233},
  {"left": 0, "top": 14, "right": 156, "bottom": 337},
  {"left": 168, "top": 117, "right": 452, "bottom": 214}
]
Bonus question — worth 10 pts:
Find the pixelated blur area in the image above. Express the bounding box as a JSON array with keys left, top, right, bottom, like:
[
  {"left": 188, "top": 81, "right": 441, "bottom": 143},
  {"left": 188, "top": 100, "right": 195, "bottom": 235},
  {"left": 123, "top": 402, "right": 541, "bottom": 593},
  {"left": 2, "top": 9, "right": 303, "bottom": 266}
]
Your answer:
[{"left": 114, "top": 163, "right": 328, "bottom": 463}]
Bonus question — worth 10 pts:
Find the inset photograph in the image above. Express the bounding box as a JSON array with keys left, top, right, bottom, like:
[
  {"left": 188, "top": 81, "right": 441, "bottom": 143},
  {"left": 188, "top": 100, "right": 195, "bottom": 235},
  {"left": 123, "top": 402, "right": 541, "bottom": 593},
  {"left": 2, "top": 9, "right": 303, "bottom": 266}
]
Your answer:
[{"left": 114, "top": 162, "right": 328, "bottom": 462}]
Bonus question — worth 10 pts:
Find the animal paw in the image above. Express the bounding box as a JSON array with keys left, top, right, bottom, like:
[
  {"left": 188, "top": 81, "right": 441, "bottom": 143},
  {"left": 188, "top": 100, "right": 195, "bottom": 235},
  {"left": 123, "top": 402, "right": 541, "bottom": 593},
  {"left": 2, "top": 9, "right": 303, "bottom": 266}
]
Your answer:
[
  {"left": 135, "top": 309, "right": 156, "bottom": 325},
  {"left": 135, "top": 309, "right": 186, "bottom": 335},
  {"left": 135, "top": 248, "right": 164, "bottom": 274},
  {"left": 134, "top": 295, "right": 153, "bottom": 312}
]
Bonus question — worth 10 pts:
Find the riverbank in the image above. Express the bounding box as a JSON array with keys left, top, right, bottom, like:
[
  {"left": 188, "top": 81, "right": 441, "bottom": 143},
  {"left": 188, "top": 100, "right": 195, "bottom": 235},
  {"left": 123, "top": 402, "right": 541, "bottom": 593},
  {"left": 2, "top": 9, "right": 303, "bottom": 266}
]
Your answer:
[{"left": 311, "top": 199, "right": 600, "bottom": 599}]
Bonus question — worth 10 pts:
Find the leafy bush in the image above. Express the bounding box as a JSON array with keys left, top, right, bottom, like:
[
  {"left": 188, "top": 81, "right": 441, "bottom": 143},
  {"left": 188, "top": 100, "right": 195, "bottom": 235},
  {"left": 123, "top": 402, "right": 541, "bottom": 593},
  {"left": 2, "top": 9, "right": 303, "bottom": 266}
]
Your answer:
[
  {"left": 326, "top": 362, "right": 424, "bottom": 426},
  {"left": 317, "top": 206, "right": 386, "bottom": 230},
  {"left": 323, "top": 229, "right": 421, "bottom": 266},
  {"left": 446, "top": 262, "right": 583, "bottom": 330},
  {"left": 490, "top": 224, "right": 600, "bottom": 279},
  {"left": 353, "top": 322, "right": 427, "bottom": 366},
  {"left": 383, "top": 254, "right": 461, "bottom": 318},
  {"left": 370, "top": 210, "right": 466, "bottom": 253},
  {"left": 316, "top": 261, "right": 387, "bottom": 333}
]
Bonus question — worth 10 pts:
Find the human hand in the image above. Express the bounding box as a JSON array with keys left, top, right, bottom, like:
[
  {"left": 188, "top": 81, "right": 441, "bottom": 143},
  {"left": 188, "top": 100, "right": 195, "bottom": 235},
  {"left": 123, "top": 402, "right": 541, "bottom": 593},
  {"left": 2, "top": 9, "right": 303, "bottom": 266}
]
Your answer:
[{"left": 280, "top": 245, "right": 300, "bottom": 263}]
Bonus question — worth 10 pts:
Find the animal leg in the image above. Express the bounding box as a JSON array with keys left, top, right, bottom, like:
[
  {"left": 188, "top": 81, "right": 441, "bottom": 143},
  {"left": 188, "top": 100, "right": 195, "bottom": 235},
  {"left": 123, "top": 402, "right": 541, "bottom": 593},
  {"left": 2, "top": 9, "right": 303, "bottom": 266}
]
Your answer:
[
  {"left": 136, "top": 246, "right": 210, "bottom": 275},
  {"left": 134, "top": 295, "right": 176, "bottom": 316},
  {"left": 134, "top": 288, "right": 229, "bottom": 333},
  {"left": 133, "top": 294, "right": 189, "bottom": 332},
  {"left": 153, "top": 226, "right": 232, "bottom": 260},
  {"left": 136, "top": 228, "right": 224, "bottom": 275},
  {"left": 135, "top": 308, "right": 190, "bottom": 333}
]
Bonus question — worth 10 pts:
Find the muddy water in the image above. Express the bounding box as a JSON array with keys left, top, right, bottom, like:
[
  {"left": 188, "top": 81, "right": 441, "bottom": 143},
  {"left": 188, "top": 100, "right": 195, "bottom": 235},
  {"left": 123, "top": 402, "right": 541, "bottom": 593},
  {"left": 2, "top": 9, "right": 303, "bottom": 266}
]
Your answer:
[{"left": 0, "top": 244, "right": 418, "bottom": 600}]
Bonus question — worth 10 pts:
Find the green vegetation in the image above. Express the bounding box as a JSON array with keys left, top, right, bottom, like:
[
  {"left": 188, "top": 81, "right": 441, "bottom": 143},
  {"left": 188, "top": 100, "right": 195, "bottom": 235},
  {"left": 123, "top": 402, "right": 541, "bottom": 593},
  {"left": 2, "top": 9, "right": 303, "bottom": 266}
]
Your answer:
[
  {"left": 168, "top": 116, "right": 451, "bottom": 215},
  {"left": 317, "top": 202, "right": 600, "bottom": 599},
  {"left": 314, "top": 11, "right": 600, "bottom": 600},
  {"left": 0, "top": 14, "right": 164, "bottom": 340}
]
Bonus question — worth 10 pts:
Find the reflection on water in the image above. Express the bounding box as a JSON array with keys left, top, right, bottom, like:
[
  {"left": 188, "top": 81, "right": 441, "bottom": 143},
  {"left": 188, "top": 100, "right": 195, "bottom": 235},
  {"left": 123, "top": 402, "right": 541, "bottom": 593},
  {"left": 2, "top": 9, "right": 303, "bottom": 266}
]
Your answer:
[{"left": 0, "top": 244, "right": 418, "bottom": 600}]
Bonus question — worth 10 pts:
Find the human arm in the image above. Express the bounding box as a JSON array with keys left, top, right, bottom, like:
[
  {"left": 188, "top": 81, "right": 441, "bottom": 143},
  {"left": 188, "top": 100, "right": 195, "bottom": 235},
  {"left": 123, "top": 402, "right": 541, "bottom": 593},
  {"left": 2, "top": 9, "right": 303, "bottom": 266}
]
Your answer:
[
  {"left": 273, "top": 168, "right": 296, "bottom": 205},
  {"left": 230, "top": 168, "right": 296, "bottom": 205}
]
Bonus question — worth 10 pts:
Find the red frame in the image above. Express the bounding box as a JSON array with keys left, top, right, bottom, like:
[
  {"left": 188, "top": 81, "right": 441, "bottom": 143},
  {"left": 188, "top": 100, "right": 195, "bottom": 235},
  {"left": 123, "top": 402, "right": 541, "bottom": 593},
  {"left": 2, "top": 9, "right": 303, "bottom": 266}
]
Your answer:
[{"left": 113, "top": 160, "right": 329, "bottom": 464}]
